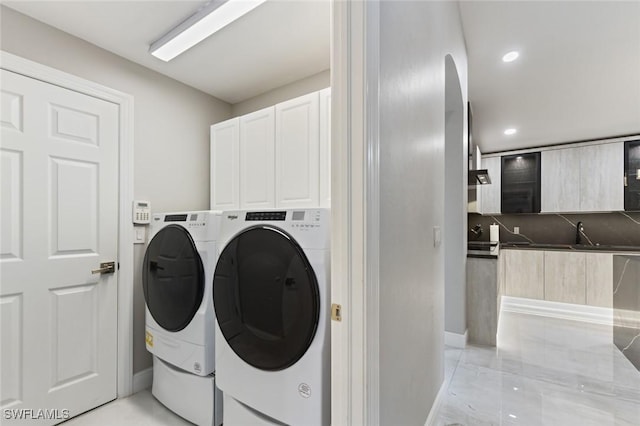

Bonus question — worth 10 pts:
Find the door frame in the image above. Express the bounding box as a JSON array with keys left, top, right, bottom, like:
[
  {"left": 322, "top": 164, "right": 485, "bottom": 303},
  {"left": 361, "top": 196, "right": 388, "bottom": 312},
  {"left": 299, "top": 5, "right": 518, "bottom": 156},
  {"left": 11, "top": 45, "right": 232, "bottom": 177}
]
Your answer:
[
  {"left": 330, "top": 1, "right": 381, "bottom": 424},
  {"left": 1, "top": 50, "right": 136, "bottom": 397}
]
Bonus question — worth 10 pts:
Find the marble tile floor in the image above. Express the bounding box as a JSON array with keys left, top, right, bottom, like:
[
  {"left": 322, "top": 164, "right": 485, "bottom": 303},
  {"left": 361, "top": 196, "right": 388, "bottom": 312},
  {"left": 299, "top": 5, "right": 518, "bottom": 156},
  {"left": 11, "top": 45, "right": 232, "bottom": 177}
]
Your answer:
[
  {"left": 63, "top": 389, "right": 191, "bottom": 426},
  {"left": 436, "top": 311, "right": 640, "bottom": 425},
  {"left": 65, "top": 311, "right": 640, "bottom": 426}
]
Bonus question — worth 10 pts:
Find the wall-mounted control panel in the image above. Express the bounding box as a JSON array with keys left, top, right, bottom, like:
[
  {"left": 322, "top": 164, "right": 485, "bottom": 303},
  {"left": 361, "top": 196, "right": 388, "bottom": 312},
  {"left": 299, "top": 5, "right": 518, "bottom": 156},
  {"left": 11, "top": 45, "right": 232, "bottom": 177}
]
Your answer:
[{"left": 133, "top": 200, "right": 151, "bottom": 225}]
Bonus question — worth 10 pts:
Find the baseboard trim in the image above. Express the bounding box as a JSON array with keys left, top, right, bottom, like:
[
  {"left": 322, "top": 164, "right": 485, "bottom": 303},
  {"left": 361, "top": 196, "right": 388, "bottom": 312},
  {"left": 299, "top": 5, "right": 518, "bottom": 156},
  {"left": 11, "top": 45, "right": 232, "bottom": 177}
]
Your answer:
[
  {"left": 444, "top": 330, "right": 468, "bottom": 348},
  {"left": 424, "top": 379, "right": 447, "bottom": 426},
  {"left": 132, "top": 367, "right": 153, "bottom": 394},
  {"left": 501, "top": 296, "right": 613, "bottom": 326}
]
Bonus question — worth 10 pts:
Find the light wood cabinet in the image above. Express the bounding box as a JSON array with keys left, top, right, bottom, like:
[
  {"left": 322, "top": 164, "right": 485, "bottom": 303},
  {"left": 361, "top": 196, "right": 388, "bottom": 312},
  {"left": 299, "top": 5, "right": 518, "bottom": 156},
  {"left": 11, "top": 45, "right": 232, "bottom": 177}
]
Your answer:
[
  {"left": 541, "top": 148, "right": 580, "bottom": 212},
  {"left": 210, "top": 118, "right": 239, "bottom": 210},
  {"left": 239, "top": 107, "right": 275, "bottom": 209},
  {"left": 275, "top": 92, "right": 320, "bottom": 208},
  {"left": 503, "top": 249, "right": 545, "bottom": 299},
  {"left": 579, "top": 142, "right": 624, "bottom": 211},
  {"left": 544, "top": 251, "right": 586, "bottom": 304},
  {"left": 585, "top": 253, "right": 613, "bottom": 308},
  {"left": 480, "top": 156, "right": 501, "bottom": 215}
]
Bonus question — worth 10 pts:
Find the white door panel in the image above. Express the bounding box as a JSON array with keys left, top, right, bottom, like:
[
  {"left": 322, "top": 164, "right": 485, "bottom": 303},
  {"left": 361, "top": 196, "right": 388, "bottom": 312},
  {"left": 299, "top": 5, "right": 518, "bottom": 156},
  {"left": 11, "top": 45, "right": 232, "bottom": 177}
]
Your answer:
[
  {"left": 0, "top": 69, "right": 118, "bottom": 425},
  {"left": 210, "top": 118, "right": 240, "bottom": 210},
  {"left": 239, "top": 107, "right": 275, "bottom": 208},
  {"left": 319, "top": 88, "right": 331, "bottom": 208}
]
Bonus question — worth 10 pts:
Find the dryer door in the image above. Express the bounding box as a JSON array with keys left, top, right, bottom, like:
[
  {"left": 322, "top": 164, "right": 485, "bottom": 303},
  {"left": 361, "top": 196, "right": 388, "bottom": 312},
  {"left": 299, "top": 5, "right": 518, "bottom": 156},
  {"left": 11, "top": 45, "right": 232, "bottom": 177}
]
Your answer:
[
  {"left": 143, "top": 225, "right": 204, "bottom": 332},
  {"left": 214, "top": 226, "right": 320, "bottom": 371}
]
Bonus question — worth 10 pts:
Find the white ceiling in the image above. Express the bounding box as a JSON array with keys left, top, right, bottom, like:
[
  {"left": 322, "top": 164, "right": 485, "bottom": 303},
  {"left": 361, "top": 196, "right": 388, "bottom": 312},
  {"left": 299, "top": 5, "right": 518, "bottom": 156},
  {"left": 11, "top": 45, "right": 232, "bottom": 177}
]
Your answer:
[
  {"left": 4, "top": 1, "right": 638, "bottom": 153},
  {"left": 3, "top": 0, "right": 331, "bottom": 105},
  {"left": 459, "top": 1, "right": 640, "bottom": 153}
]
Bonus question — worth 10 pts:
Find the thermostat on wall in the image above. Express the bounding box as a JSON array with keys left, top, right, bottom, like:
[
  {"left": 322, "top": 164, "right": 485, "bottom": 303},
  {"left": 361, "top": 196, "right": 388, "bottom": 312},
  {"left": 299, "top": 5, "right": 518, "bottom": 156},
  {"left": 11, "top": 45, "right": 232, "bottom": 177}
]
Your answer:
[{"left": 133, "top": 200, "right": 151, "bottom": 224}]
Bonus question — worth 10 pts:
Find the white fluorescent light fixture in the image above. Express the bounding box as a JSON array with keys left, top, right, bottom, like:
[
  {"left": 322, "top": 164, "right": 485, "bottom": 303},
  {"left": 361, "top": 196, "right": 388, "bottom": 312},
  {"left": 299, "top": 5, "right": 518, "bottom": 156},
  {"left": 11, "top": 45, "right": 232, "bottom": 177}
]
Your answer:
[
  {"left": 504, "top": 128, "right": 517, "bottom": 136},
  {"left": 150, "top": 0, "right": 268, "bottom": 62},
  {"left": 502, "top": 51, "right": 519, "bottom": 62}
]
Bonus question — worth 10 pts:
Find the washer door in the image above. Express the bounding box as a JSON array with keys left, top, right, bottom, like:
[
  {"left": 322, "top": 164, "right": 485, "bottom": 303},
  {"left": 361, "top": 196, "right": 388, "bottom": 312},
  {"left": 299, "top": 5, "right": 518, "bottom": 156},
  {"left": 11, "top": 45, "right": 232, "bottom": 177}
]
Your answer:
[
  {"left": 214, "top": 226, "right": 320, "bottom": 371},
  {"left": 143, "top": 225, "right": 204, "bottom": 332}
]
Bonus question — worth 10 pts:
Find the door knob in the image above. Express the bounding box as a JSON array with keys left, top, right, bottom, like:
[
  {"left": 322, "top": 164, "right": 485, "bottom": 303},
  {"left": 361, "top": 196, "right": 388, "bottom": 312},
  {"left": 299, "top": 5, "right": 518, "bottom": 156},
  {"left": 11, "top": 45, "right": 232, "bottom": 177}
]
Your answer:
[{"left": 92, "top": 261, "right": 116, "bottom": 275}]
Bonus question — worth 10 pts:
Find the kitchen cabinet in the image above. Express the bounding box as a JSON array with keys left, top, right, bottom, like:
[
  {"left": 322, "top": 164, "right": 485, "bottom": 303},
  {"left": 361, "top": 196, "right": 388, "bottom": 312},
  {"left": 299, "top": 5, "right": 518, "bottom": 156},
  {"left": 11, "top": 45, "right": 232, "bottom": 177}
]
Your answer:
[
  {"left": 624, "top": 139, "right": 640, "bottom": 211},
  {"left": 544, "top": 251, "right": 586, "bottom": 304},
  {"left": 210, "top": 118, "right": 239, "bottom": 210},
  {"left": 480, "top": 156, "right": 501, "bottom": 215},
  {"left": 585, "top": 253, "right": 613, "bottom": 308},
  {"left": 239, "top": 107, "right": 275, "bottom": 208},
  {"left": 319, "top": 87, "right": 331, "bottom": 208},
  {"left": 503, "top": 249, "right": 544, "bottom": 299},
  {"left": 541, "top": 148, "right": 580, "bottom": 212},
  {"left": 275, "top": 92, "right": 320, "bottom": 208},
  {"left": 501, "top": 152, "right": 541, "bottom": 213},
  {"left": 580, "top": 142, "right": 623, "bottom": 211}
]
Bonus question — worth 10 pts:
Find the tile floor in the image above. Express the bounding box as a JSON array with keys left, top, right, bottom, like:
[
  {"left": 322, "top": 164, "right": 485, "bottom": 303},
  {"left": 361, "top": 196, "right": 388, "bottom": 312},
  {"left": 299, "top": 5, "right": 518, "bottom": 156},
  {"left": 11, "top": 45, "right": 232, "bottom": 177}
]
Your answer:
[
  {"left": 67, "top": 311, "right": 640, "bottom": 426},
  {"left": 435, "top": 310, "right": 640, "bottom": 425}
]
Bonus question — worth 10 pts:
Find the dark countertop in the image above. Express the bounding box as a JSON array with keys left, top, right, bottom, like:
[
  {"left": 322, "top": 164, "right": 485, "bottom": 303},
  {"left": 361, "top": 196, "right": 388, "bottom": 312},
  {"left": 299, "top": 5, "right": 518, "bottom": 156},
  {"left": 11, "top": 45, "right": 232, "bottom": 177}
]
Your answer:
[{"left": 499, "top": 242, "right": 640, "bottom": 253}]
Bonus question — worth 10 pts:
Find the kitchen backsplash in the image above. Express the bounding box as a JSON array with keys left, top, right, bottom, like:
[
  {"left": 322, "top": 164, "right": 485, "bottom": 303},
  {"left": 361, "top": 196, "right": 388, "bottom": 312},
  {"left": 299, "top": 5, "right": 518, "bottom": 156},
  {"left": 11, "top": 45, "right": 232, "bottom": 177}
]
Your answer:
[{"left": 468, "top": 212, "right": 640, "bottom": 247}]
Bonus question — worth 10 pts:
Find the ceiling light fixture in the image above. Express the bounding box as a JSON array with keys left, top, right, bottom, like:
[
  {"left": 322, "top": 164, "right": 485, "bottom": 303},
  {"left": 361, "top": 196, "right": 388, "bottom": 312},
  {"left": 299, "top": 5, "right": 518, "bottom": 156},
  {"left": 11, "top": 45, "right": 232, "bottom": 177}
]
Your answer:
[
  {"left": 502, "top": 51, "right": 519, "bottom": 63},
  {"left": 150, "top": 0, "right": 268, "bottom": 62},
  {"left": 504, "top": 128, "right": 517, "bottom": 135}
]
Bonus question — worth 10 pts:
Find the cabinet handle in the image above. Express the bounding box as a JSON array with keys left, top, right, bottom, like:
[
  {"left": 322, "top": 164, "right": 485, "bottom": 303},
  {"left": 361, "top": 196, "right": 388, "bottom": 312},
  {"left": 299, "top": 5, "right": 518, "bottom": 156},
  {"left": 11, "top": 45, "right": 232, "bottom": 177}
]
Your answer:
[{"left": 624, "top": 173, "right": 628, "bottom": 187}]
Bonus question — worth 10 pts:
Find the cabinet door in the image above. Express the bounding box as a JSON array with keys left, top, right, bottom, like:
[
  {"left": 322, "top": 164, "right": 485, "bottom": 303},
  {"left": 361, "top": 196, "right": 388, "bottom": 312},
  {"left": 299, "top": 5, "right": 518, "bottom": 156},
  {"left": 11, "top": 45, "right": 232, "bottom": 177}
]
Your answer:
[
  {"left": 503, "top": 249, "right": 544, "bottom": 299},
  {"left": 275, "top": 92, "right": 320, "bottom": 208},
  {"left": 580, "top": 142, "right": 624, "bottom": 211},
  {"left": 624, "top": 140, "right": 640, "bottom": 211},
  {"left": 319, "top": 88, "right": 331, "bottom": 208},
  {"left": 480, "top": 156, "right": 501, "bottom": 214},
  {"left": 585, "top": 253, "right": 613, "bottom": 308},
  {"left": 211, "top": 118, "right": 239, "bottom": 210},
  {"left": 544, "top": 251, "right": 586, "bottom": 304},
  {"left": 239, "top": 107, "right": 275, "bottom": 209},
  {"left": 541, "top": 148, "right": 580, "bottom": 212}
]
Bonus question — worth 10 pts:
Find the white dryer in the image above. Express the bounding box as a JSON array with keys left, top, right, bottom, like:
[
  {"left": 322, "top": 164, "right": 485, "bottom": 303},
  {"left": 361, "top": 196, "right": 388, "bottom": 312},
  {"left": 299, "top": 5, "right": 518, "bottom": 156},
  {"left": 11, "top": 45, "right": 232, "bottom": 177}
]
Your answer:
[
  {"left": 143, "top": 211, "right": 223, "bottom": 426},
  {"left": 213, "top": 209, "right": 330, "bottom": 426}
]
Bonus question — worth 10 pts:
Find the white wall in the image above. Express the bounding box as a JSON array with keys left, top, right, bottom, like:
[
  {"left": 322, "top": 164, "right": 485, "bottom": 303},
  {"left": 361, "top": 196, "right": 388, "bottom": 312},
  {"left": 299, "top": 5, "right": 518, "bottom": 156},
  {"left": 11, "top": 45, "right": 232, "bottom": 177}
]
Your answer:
[
  {"left": 444, "top": 55, "right": 468, "bottom": 336},
  {"left": 0, "top": 6, "right": 232, "bottom": 374},
  {"left": 231, "top": 69, "right": 329, "bottom": 116},
  {"left": 377, "top": 1, "right": 467, "bottom": 424}
]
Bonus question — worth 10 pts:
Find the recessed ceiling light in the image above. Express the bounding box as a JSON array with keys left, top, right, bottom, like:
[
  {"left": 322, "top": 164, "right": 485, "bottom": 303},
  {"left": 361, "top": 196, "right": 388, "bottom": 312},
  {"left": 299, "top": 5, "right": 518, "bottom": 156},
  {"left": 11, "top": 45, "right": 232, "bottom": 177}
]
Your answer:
[
  {"left": 502, "top": 51, "right": 519, "bottom": 63},
  {"left": 504, "top": 128, "right": 517, "bottom": 135}
]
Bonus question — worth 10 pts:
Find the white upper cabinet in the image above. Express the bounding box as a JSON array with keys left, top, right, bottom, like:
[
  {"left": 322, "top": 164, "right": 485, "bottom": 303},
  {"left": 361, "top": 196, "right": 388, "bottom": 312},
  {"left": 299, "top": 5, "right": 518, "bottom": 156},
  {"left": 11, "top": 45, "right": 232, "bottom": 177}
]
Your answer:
[
  {"left": 480, "top": 156, "right": 501, "bottom": 215},
  {"left": 275, "top": 92, "right": 320, "bottom": 208},
  {"left": 541, "top": 148, "right": 580, "bottom": 212},
  {"left": 211, "top": 118, "right": 239, "bottom": 210},
  {"left": 239, "top": 107, "right": 275, "bottom": 209},
  {"left": 319, "top": 88, "right": 331, "bottom": 208},
  {"left": 579, "top": 142, "right": 624, "bottom": 211}
]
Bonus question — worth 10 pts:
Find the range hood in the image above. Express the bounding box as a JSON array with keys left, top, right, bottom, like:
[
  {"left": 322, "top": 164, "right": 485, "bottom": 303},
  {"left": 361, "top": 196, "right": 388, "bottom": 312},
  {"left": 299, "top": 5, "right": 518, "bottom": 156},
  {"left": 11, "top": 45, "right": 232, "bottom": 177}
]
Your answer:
[{"left": 468, "top": 169, "right": 492, "bottom": 185}]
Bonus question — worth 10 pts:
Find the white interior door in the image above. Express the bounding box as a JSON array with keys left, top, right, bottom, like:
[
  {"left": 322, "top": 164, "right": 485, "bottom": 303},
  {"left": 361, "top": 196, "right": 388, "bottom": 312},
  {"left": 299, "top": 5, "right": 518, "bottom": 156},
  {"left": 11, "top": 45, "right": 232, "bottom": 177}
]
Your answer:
[{"left": 1, "top": 69, "right": 119, "bottom": 425}]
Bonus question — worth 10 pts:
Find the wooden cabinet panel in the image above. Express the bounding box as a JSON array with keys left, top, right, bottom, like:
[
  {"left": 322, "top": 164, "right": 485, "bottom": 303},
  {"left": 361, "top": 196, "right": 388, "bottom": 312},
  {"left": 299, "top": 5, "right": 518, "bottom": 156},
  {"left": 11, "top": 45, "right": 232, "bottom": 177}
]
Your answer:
[
  {"left": 585, "top": 253, "right": 613, "bottom": 308},
  {"left": 544, "top": 251, "right": 586, "bottom": 304},
  {"left": 504, "top": 249, "right": 544, "bottom": 299},
  {"left": 580, "top": 142, "right": 624, "bottom": 211},
  {"left": 210, "top": 118, "right": 239, "bottom": 210},
  {"left": 239, "top": 107, "right": 275, "bottom": 209},
  {"left": 319, "top": 88, "right": 331, "bottom": 208},
  {"left": 480, "top": 156, "right": 501, "bottom": 214},
  {"left": 275, "top": 92, "right": 320, "bottom": 208},
  {"left": 541, "top": 148, "right": 580, "bottom": 212}
]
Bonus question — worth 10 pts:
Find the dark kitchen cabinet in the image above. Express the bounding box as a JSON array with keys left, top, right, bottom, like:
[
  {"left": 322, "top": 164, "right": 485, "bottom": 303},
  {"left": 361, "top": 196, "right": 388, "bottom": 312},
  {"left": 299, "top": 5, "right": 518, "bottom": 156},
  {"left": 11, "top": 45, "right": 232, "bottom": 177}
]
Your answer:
[
  {"left": 625, "top": 140, "right": 640, "bottom": 211},
  {"left": 501, "top": 152, "right": 541, "bottom": 213}
]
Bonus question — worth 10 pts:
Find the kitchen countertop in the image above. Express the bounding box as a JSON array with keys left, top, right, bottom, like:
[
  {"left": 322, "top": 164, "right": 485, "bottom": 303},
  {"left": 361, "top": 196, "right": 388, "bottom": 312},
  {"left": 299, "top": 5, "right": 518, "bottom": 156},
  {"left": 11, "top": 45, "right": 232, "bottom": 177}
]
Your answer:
[{"left": 499, "top": 242, "right": 640, "bottom": 253}]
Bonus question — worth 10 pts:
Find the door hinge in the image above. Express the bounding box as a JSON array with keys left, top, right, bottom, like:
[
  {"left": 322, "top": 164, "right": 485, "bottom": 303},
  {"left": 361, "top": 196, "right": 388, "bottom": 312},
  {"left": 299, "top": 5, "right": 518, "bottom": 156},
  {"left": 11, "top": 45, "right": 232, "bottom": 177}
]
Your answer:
[{"left": 331, "top": 303, "right": 342, "bottom": 322}]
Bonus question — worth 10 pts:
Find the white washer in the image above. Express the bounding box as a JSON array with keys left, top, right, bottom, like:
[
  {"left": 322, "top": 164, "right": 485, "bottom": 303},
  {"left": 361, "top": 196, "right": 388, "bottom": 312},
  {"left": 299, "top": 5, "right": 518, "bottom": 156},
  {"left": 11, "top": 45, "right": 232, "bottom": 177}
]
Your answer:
[
  {"left": 213, "top": 209, "right": 330, "bottom": 426},
  {"left": 143, "top": 211, "right": 223, "bottom": 426}
]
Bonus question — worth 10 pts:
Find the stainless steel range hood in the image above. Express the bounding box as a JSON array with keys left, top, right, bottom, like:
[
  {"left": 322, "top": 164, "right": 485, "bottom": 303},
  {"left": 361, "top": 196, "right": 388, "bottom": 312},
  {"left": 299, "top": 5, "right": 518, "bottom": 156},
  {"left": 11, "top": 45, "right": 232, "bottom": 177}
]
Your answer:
[{"left": 468, "top": 169, "right": 492, "bottom": 185}]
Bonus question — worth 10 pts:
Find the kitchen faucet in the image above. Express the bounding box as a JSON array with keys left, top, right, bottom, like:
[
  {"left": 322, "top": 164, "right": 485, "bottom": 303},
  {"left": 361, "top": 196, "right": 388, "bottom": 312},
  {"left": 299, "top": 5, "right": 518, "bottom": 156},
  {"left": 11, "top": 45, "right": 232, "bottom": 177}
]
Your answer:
[{"left": 575, "top": 221, "right": 584, "bottom": 245}]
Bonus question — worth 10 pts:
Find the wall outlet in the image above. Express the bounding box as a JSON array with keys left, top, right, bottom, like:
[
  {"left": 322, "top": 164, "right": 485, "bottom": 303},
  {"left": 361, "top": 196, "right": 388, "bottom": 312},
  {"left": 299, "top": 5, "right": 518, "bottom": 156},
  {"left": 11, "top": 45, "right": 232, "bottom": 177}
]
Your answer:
[{"left": 513, "top": 226, "right": 520, "bottom": 234}]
